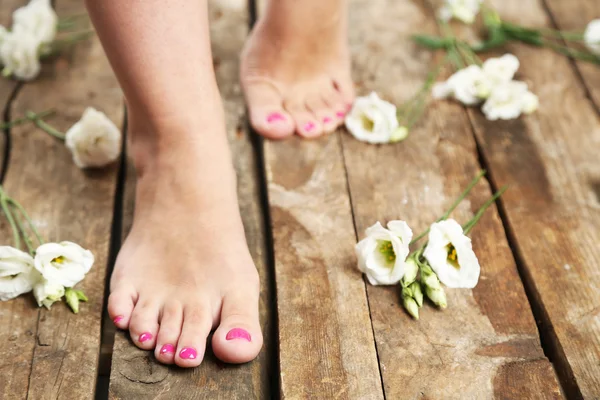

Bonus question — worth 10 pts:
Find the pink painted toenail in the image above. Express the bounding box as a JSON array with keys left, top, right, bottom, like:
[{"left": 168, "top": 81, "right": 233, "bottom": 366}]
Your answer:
[
  {"left": 180, "top": 347, "right": 197, "bottom": 360},
  {"left": 160, "top": 344, "right": 175, "bottom": 355},
  {"left": 139, "top": 332, "right": 153, "bottom": 343},
  {"left": 323, "top": 117, "right": 333, "bottom": 124},
  {"left": 304, "top": 122, "right": 316, "bottom": 132},
  {"left": 226, "top": 328, "right": 252, "bottom": 342},
  {"left": 267, "top": 113, "right": 285, "bottom": 123},
  {"left": 336, "top": 111, "right": 346, "bottom": 118},
  {"left": 346, "top": 103, "right": 353, "bottom": 111},
  {"left": 113, "top": 316, "right": 124, "bottom": 325}
]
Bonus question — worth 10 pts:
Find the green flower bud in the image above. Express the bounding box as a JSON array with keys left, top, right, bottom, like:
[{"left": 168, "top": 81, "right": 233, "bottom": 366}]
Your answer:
[
  {"left": 65, "top": 288, "right": 88, "bottom": 314},
  {"left": 420, "top": 263, "right": 442, "bottom": 290},
  {"left": 426, "top": 286, "right": 448, "bottom": 309},
  {"left": 403, "top": 296, "right": 420, "bottom": 320},
  {"left": 401, "top": 258, "right": 419, "bottom": 287},
  {"left": 410, "top": 281, "right": 424, "bottom": 307},
  {"left": 390, "top": 126, "right": 409, "bottom": 143}
]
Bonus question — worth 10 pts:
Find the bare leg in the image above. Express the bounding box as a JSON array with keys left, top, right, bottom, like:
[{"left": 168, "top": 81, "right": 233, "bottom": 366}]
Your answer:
[
  {"left": 85, "top": 0, "right": 262, "bottom": 366},
  {"left": 241, "top": 0, "right": 354, "bottom": 139}
]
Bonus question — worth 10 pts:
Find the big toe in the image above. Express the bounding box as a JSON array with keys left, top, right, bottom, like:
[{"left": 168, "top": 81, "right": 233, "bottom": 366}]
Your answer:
[
  {"left": 212, "top": 285, "right": 262, "bottom": 364},
  {"left": 243, "top": 79, "right": 295, "bottom": 139}
]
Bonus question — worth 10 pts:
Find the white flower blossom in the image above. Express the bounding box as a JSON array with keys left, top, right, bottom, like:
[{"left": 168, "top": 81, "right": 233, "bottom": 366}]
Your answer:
[
  {"left": 423, "top": 219, "right": 480, "bottom": 288},
  {"left": 33, "top": 278, "right": 64, "bottom": 309},
  {"left": 34, "top": 241, "right": 94, "bottom": 288},
  {"left": 584, "top": 19, "right": 600, "bottom": 55},
  {"left": 438, "top": 0, "right": 483, "bottom": 24},
  {"left": 356, "top": 221, "right": 413, "bottom": 285},
  {"left": 432, "top": 65, "right": 491, "bottom": 105},
  {"left": 482, "top": 54, "right": 520, "bottom": 89},
  {"left": 0, "top": 246, "right": 37, "bottom": 301},
  {"left": 12, "top": 0, "right": 58, "bottom": 45},
  {"left": 0, "top": 31, "right": 42, "bottom": 81},
  {"left": 0, "top": 25, "right": 7, "bottom": 42},
  {"left": 65, "top": 107, "right": 122, "bottom": 168},
  {"left": 345, "top": 92, "right": 403, "bottom": 144},
  {"left": 482, "top": 80, "right": 537, "bottom": 120}
]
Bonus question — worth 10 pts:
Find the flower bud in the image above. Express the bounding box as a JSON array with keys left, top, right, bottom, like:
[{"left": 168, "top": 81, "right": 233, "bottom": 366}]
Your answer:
[
  {"left": 403, "top": 295, "right": 420, "bottom": 320},
  {"left": 401, "top": 258, "right": 419, "bottom": 287},
  {"left": 65, "top": 287, "right": 88, "bottom": 314},
  {"left": 426, "top": 286, "right": 448, "bottom": 309},
  {"left": 410, "top": 281, "right": 424, "bottom": 307}
]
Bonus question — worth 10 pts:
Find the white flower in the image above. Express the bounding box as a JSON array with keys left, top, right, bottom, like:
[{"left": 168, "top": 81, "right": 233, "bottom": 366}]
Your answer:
[
  {"left": 345, "top": 92, "right": 401, "bottom": 144},
  {"left": 356, "top": 221, "right": 413, "bottom": 285},
  {"left": 0, "top": 246, "right": 37, "bottom": 301},
  {"left": 482, "top": 54, "right": 520, "bottom": 89},
  {"left": 438, "top": 0, "right": 483, "bottom": 24},
  {"left": 34, "top": 241, "right": 94, "bottom": 288},
  {"left": 584, "top": 19, "right": 600, "bottom": 55},
  {"left": 423, "top": 219, "right": 480, "bottom": 288},
  {"left": 65, "top": 107, "right": 122, "bottom": 168},
  {"left": 0, "top": 25, "right": 7, "bottom": 42},
  {"left": 432, "top": 65, "right": 491, "bottom": 105},
  {"left": 0, "top": 31, "right": 42, "bottom": 81},
  {"left": 12, "top": 0, "right": 58, "bottom": 45},
  {"left": 33, "top": 279, "right": 64, "bottom": 309},
  {"left": 482, "top": 80, "right": 537, "bottom": 120}
]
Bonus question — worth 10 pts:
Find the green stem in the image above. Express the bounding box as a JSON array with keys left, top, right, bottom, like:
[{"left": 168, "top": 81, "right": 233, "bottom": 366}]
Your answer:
[
  {"left": 10, "top": 204, "right": 35, "bottom": 255},
  {"left": 463, "top": 186, "right": 508, "bottom": 235},
  {"left": 0, "top": 193, "right": 21, "bottom": 250},
  {"left": 7, "top": 198, "right": 44, "bottom": 247},
  {"left": 542, "top": 39, "right": 600, "bottom": 64},
  {"left": 0, "top": 110, "right": 56, "bottom": 130},
  {"left": 410, "top": 170, "right": 486, "bottom": 245},
  {"left": 26, "top": 111, "right": 66, "bottom": 140}
]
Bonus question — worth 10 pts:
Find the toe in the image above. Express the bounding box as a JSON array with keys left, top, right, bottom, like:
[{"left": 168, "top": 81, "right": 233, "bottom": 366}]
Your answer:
[
  {"left": 306, "top": 95, "right": 338, "bottom": 134},
  {"left": 323, "top": 86, "right": 350, "bottom": 123},
  {"left": 128, "top": 296, "right": 160, "bottom": 350},
  {"left": 108, "top": 285, "right": 137, "bottom": 330},
  {"left": 285, "top": 101, "right": 323, "bottom": 138},
  {"left": 212, "top": 285, "right": 262, "bottom": 364},
  {"left": 243, "top": 80, "right": 295, "bottom": 139},
  {"left": 175, "top": 303, "right": 213, "bottom": 368},
  {"left": 333, "top": 74, "right": 356, "bottom": 109},
  {"left": 154, "top": 301, "right": 183, "bottom": 364}
]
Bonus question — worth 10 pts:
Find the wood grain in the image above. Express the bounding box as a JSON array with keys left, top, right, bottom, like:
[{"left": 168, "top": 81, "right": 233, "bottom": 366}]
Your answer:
[
  {"left": 108, "top": 1, "right": 273, "bottom": 399},
  {"left": 339, "top": 0, "right": 562, "bottom": 398},
  {"left": 466, "top": 0, "right": 600, "bottom": 398},
  {"left": 0, "top": 0, "right": 123, "bottom": 398}
]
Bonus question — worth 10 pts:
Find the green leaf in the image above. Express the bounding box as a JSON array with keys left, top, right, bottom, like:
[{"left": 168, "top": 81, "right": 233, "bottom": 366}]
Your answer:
[
  {"left": 472, "top": 26, "right": 507, "bottom": 52},
  {"left": 75, "top": 290, "right": 88, "bottom": 302},
  {"left": 412, "top": 34, "right": 452, "bottom": 50}
]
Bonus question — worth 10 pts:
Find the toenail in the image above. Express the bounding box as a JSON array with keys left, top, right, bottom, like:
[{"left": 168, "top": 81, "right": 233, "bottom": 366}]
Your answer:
[
  {"left": 226, "top": 328, "right": 252, "bottom": 342},
  {"left": 323, "top": 117, "right": 333, "bottom": 124},
  {"left": 160, "top": 344, "right": 175, "bottom": 355},
  {"left": 336, "top": 111, "right": 346, "bottom": 118},
  {"left": 139, "top": 332, "right": 153, "bottom": 343},
  {"left": 180, "top": 347, "right": 198, "bottom": 360},
  {"left": 304, "top": 122, "right": 316, "bottom": 132},
  {"left": 113, "top": 315, "right": 124, "bottom": 325},
  {"left": 346, "top": 103, "right": 353, "bottom": 111},
  {"left": 267, "top": 112, "right": 285, "bottom": 123}
]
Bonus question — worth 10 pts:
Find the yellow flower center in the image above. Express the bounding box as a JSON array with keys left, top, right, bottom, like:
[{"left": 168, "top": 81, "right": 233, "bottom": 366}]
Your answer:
[
  {"left": 378, "top": 240, "right": 396, "bottom": 266},
  {"left": 446, "top": 244, "right": 460, "bottom": 270},
  {"left": 51, "top": 256, "right": 66, "bottom": 264},
  {"left": 361, "top": 116, "right": 375, "bottom": 132}
]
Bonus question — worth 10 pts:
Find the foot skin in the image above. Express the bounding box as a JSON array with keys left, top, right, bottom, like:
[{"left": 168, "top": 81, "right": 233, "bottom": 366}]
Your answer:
[
  {"left": 108, "top": 117, "right": 263, "bottom": 367},
  {"left": 241, "top": 0, "right": 354, "bottom": 139}
]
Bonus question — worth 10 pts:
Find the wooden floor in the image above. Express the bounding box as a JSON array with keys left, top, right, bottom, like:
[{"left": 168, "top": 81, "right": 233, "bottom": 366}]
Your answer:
[{"left": 1, "top": 0, "right": 599, "bottom": 398}]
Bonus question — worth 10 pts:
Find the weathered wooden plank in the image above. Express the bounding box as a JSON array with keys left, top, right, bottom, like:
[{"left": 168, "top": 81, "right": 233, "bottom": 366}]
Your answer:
[
  {"left": 465, "top": 0, "right": 600, "bottom": 398},
  {"left": 541, "top": 0, "right": 600, "bottom": 109},
  {"left": 108, "top": 1, "right": 273, "bottom": 399},
  {"left": 0, "top": 0, "right": 123, "bottom": 398},
  {"left": 339, "top": 0, "right": 563, "bottom": 398}
]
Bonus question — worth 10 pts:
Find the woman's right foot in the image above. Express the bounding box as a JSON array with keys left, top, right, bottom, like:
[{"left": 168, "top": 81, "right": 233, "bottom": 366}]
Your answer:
[{"left": 241, "top": 0, "right": 355, "bottom": 139}]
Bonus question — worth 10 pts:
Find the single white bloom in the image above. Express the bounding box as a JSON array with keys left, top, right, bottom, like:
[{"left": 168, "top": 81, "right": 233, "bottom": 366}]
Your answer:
[
  {"left": 432, "top": 65, "right": 491, "bottom": 105},
  {"left": 33, "top": 278, "right": 64, "bottom": 309},
  {"left": 0, "top": 31, "right": 42, "bottom": 81},
  {"left": 438, "top": 0, "right": 483, "bottom": 24},
  {"left": 584, "top": 19, "right": 600, "bottom": 55},
  {"left": 65, "top": 107, "right": 122, "bottom": 168},
  {"left": 34, "top": 241, "right": 94, "bottom": 288},
  {"left": 12, "top": 0, "right": 58, "bottom": 45},
  {"left": 0, "top": 246, "right": 37, "bottom": 301},
  {"left": 482, "top": 54, "right": 520, "bottom": 89},
  {"left": 482, "top": 80, "right": 537, "bottom": 120},
  {"left": 423, "top": 219, "right": 480, "bottom": 288},
  {"left": 345, "top": 92, "right": 400, "bottom": 144},
  {"left": 0, "top": 25, "right": 7, "bottom": 42},
  {"left": 356, "top": 221, "right": 413, "bottom": 285}
]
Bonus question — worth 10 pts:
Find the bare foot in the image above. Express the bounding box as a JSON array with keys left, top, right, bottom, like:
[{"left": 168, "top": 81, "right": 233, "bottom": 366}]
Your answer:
[
  {"left": 107, "top": 110, "right": 263, "bottom": 367},
  {"left": 241, "top": 0, "right": 354, "bottom": 139}
]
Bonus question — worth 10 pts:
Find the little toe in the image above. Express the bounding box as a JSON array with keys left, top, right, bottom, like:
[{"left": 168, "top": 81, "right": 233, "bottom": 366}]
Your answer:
[
  {"left": 286, "top": 104, "right": 323, "bottom": 138},
  {"left": 243, "top": 80, "right": 295, "bottom": 139},
  {"left": 107, "top": 285, "right": 137, "bottom": 330},
  {"left": 212, "top": 287, "right": 262, "bottom": 364},
  {"left": 306, "top": 95, "right": 338, "bottom": 134},
  {"left": 175, "top": 304, "right": 213, "bottom": 368},
  {"left": 154, "top": 301, "right": 183, "bottom": 364},
  {"left": 128, "top": 297, "right": 160, "bottom": 350}
]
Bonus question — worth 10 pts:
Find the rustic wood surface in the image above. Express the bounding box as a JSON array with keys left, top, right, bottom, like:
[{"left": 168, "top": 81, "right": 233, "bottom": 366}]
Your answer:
[
  {"left": 0, "top": 0, "right": 599, "bottom": 398},
  {"left": 0, "top": 0, "right": 123, "bottom": 398},
  {"left": 108, "top": 1, "right": 273, "bottom": 399}
]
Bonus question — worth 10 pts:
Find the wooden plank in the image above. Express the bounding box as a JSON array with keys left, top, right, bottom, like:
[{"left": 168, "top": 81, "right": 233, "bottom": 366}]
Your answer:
[
  {"left": 541, "top": 0, "right": 600, "bottom": 109},
  {"left": 0, "top": 0, "right": 123, "bottom": 398},
  {"left": 465, "top": 0, "right": 600, "bottom": 398},
  {"left": 339, "top": 0, "right": 563, "bottom": 398},
  {"left": 108, "top": 1, "right": 273, "bottom": 399}
]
